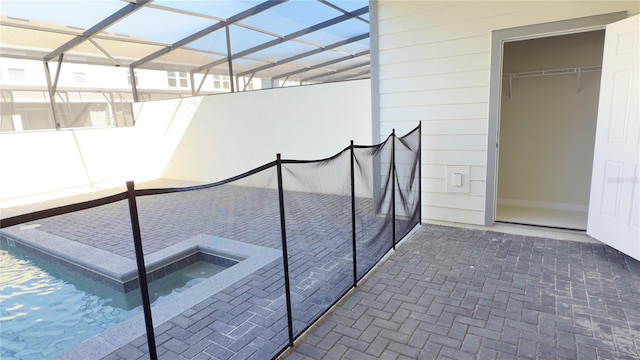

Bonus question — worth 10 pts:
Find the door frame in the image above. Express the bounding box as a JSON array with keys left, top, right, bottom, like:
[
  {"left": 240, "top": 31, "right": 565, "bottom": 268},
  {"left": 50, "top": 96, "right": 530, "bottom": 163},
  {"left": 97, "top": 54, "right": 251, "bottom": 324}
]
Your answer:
[{"left": 484, "top": 11, "right": 628, "bottom": 226}]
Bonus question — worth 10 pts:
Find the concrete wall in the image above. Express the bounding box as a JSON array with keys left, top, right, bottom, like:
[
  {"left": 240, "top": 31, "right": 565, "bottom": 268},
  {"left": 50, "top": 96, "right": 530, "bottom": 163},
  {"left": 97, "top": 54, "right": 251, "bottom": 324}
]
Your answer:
[
  {"left": 1, "top": 80, "right": 371, "bottom": 203},
  {"left": 375, "top": 0, "right": 639, "bottom": 225}
]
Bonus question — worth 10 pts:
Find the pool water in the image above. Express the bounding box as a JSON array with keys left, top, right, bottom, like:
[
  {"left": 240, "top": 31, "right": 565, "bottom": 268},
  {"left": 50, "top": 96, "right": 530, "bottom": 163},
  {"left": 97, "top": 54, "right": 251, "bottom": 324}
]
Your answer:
[{"left": 0, "top": 244, "right": 227, "bottom": 359}]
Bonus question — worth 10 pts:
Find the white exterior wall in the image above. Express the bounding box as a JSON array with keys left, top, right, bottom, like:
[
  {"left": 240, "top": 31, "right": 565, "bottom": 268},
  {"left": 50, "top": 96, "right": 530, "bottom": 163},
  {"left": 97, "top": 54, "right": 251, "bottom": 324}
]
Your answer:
[
  {"left": 0, "top": 97, "right": 200, "bottom": 202},
  {"left": 159, "top": 79, "right": 372, "bottom": 183},
  {"left": 375, "top": 0, "right": 640, "bottom": 225},
  {"left": 1, "top": 80, "right": 371, "bottom": 203}
]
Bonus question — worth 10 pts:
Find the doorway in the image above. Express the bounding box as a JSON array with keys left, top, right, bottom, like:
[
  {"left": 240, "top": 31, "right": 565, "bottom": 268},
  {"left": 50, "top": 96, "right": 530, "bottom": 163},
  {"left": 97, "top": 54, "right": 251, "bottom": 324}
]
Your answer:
[{"left": 495, "top": 31, "right": 605, "bottom": 230}]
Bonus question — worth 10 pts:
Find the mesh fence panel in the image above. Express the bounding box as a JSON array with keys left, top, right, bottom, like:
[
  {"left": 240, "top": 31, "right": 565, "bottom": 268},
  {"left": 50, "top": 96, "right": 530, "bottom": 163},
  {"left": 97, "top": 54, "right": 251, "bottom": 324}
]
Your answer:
[
  {"left": 353, "top": 137, "right": 395, "bottom": 280},
  {"left": 281, "top": 149, "right": 354, "bottom": 337},
  {"left": 134, "top": 166, "right": 290, "bottom": 358},
  {"left": 394, "top": 126, "right": 421, "bottom": 242}
]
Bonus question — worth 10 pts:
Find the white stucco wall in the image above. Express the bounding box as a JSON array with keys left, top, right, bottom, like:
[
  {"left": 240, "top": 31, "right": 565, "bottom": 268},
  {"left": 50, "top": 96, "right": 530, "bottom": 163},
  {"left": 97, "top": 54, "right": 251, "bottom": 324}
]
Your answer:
[
  {"left": 375, "top": 0, "right": 640, "bottom": 225},
  {"left": 1, "top": 80, "right": 371, "bottom": 204},
  {"left": 159, "top": 79, "right": 372, "bottom": 183},
  {"left": 0, "top": 97, "right": 199, "bottom": 202}
]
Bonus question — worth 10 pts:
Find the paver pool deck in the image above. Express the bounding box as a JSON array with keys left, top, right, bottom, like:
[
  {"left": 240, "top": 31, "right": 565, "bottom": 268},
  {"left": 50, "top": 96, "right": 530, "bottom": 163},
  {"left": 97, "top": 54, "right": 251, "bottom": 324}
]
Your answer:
[
  {"left": 282, "top": 226, "right": 640, "bottom": 360},
  {"left": 1, "top": 181, "right": 639, "bottom": 359}
]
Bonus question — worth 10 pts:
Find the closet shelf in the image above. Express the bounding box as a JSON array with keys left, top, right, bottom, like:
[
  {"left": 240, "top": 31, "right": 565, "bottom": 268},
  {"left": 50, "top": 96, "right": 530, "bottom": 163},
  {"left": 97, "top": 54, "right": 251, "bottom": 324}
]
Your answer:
[
  {"left": 502, "top": 65, "right": 602, "bottom": 79},
  {"left": 503, "top": 65, "right": 601, "bottom": 98}
]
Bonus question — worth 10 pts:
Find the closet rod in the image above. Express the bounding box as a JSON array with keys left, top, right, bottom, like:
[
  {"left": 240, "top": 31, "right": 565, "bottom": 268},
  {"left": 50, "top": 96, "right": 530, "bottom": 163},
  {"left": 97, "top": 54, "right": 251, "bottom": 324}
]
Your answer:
[
  {"left": 502, "top": 65, "right": 601, "bottom": 79},
  {"left": 503, "top": 65, "right": 602, "bottom": 98}
]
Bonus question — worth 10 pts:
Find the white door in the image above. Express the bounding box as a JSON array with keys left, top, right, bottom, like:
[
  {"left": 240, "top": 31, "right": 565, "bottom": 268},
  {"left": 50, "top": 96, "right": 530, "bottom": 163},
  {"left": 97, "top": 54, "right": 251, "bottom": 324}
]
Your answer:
[{"left": 587, "top": 15, "right": 640, "bottom": 261}]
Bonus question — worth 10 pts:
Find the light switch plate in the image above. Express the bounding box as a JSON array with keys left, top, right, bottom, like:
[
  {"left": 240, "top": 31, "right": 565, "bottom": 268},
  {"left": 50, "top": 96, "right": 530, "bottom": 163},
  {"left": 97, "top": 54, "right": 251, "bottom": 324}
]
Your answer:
[
  {"left": 446, "top": 165, "right": 470, "bottom": 193},
  {"left": 453, "top": 172, "right": 463, "bottom": 187}
]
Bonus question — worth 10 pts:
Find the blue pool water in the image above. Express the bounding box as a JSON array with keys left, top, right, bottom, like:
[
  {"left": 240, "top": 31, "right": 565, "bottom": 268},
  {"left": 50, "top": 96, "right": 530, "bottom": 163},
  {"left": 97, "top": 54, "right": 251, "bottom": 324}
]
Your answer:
[{"left": 0, "top": 244, "right": 228, "bottom": 359}]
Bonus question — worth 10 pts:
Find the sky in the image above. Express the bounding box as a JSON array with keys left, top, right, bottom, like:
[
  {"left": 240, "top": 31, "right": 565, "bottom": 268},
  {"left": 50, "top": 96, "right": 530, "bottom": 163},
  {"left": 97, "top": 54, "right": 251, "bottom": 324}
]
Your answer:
[{"left": 1, "top": 0, "right": 369, "bottom": 68}]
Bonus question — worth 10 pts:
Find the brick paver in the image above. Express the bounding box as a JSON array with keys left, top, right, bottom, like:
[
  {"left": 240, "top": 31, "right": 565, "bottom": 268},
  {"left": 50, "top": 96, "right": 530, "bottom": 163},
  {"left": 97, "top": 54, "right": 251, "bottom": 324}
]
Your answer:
[
  {"left": 3, "top": 181, "right": 638, "bottom": 360},
  {"left": 282, "top": 225, "right": 640, "bottom": 360}
]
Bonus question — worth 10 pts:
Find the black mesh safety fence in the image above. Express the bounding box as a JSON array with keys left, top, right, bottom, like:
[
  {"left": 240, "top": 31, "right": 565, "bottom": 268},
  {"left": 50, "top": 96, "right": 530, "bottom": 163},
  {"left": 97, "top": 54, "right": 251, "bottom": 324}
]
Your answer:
[
  {"left": 394, "top": 125, "right": 422, "bottom": 243},
  {"left": 353, "top": 136, "right": 395, "bottom": 280},
  {"left": 281, "top": 148, "right": 354, "bottom": 337},
  {"left": 0, "top": 123, "right": 421, "bottom": 360},
  {"left": 133, "top": 165, "right": 291, "bottom": 358}
]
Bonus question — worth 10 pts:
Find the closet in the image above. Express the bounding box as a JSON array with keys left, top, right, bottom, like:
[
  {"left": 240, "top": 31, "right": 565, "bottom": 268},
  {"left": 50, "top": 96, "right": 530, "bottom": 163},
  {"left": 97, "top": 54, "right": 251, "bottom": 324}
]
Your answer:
[{"left": 496, "top": 30, "right": 605, "bottom": 230}]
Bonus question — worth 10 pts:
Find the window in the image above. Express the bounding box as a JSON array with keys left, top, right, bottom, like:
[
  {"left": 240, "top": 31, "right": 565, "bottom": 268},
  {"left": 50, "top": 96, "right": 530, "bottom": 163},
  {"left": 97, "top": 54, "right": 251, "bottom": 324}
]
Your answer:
[
  {"left": 8, "top": 68, "right": 26, "bottom": 81},
  {"left": 213, "top": 75, "right": 230, "bottom": 90},
  {"left": 127, "top": 69, "right": 138, "bottom": 86},
  {"left": 73, "top": 72, "right": 87, "bottom": 83},
  {"left": 167, "top": 71, "right": 188, "bottom": 88}
]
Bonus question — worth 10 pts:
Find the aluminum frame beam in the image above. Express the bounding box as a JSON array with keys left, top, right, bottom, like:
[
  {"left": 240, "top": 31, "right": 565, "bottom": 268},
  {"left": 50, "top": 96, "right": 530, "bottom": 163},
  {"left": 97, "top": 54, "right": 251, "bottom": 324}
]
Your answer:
[
  {"left": 272, "top": 49, "right": 369, "bottom": 80},
  {"left": 130, "top": 1, "right": 286, "bottom": 69},
  {"left": 88, "top": 38, "right": 119, "bottom": 66},
  {"left": 236, "top": 32, "right": 368, "bottom": 77},
  {"left": 193, "top": 67, "right": 212, "bottom": 96},
  {"left": 318, "top": 0, "right": 369, "bottom": 24},
  {"left": 147, "top": 3, "right": 225, "bottom": 22},
  {"left": 44, "top": 0, "right": 151, "bottom": 62},
  {"left": 130, "top": 65, "right": 139, "bottom": 102},
  {"left": 43, "top": 55, "right": 64, "bottom": 129},
  {"left": 243, "top": 73, "right": 255, "bottom": 91},
  {"left": 146, "top": 2, "right": 327, "bottom": 53},
  {"left": 192, "top": 6, "right": 368, "bottom": 74},
  {"left": 225, "top": 25, "right": 235, "bottom": 92},
  {"left": 301, "top": 61, "right": 369, "bottom": 82},
  {"left": 326, "top": 69, "right": 371, "bottom": 82}
]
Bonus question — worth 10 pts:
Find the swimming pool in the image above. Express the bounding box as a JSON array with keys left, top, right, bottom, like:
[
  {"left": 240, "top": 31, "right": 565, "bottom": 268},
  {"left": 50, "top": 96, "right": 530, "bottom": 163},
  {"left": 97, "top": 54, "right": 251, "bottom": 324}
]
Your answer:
[{"left": 0, "top": 242, "right": 232, "bottom": 359}]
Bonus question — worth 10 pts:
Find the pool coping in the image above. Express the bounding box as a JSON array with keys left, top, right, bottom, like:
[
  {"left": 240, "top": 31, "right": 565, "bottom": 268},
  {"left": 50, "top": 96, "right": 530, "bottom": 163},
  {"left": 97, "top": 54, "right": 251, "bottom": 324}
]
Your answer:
[
  {"left": 0, "top": 227, "right": 282, "bottom": 360},
  {"left": 1, "top": 225, "right": 259, "bottom": 291}
]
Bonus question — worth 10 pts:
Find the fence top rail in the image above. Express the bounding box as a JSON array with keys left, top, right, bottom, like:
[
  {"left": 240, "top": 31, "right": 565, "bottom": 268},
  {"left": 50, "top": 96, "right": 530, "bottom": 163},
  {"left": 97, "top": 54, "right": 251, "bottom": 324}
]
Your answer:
[
  {"left": 135, "top": 160, "right": 278, "bottom": 197},
  {"left": 281, "top": 146, "right": 350, "bottom": 165},
  {"left": 0, "top": 192, "right": 128, "bottom": 229},
  {"left": 276, "top": 128, "right": 404, "bottom": 166},
  {"left": 353, "top": 132, "right": 393, "bottom": 150},
  {"left": 399, "top": 124, "right": 421, "bottom": 140}
]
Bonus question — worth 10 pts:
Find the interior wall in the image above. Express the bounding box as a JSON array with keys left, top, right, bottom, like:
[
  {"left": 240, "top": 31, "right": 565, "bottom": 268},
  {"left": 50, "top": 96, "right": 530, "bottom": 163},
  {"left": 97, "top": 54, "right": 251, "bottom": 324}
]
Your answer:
[
  {"left": 375, "top": 0, "right": 639, "bottom": 225},
  {"left": 497, "top": 31, "right": 604, "bottom": 211}
]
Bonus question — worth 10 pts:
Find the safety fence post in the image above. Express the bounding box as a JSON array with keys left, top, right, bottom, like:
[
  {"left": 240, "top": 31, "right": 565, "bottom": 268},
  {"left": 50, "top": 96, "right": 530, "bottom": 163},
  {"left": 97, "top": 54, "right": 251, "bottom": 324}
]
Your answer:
[
  {"left": 392, "top": 129, "right": 396, "bottom": 250},
  {"left": 126, "top": 181, "right": 158, "bottom": 360},
  {"left": 418, "top": 122, "right": 423, "bottom": 225},
  {"left": 350, "top": 141, "right": 358, "bottom": 286},
  {"left": 276, "top": 154, "right": 295, "bottom": 347}
]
